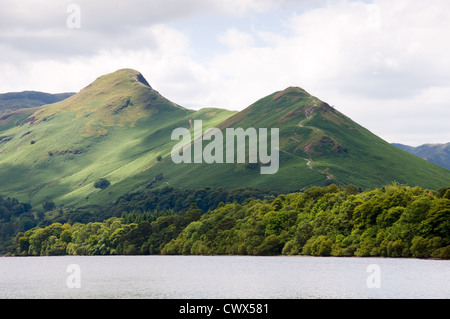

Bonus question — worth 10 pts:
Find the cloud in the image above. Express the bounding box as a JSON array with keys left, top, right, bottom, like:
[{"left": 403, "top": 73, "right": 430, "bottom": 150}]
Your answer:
[
  {"left": 0, "top": 0, "right": 449, "bottom": 145},
  {"left": 282, "top": 0, "right": 450, "bottom": 97},
  {"left": 198, "top": 0, "right": 450, "bottom": 144},
  {"left": 219, "top": 28, "right": 255, "bottom": 49},
  {"left": 0, "top": 23, "right": 195, "bottom": 91},
  {"left": 0, "top": 0, "right": 275, "bottom": 32}
]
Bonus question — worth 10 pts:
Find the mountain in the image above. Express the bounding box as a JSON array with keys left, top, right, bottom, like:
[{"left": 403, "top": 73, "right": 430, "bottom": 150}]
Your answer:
[
  {"left": 0, "top": 69, "right": 449, "bottom": 209},
  {"left": 393, "top": 143, "right": 450, "bottom": 170},
  {"left": 0, "top": 91, "right": 75, "bottom": 116},
  {"left": 135, "top": 86, "right": 449, "bottom": 194},
  {"left": 0, "top": 69, "right": 235, "bottom": 207}
]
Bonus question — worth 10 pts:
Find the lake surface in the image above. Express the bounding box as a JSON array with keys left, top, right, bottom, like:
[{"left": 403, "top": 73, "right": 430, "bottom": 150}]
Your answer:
[{"left": 0, "top": 256, "right": 448, "bottom": 299}]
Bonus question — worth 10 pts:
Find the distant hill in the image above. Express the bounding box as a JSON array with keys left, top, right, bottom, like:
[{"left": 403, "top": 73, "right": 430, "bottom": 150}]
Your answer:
[
  {"left": 0, "top": 91, "right": 75, "bottom": 116},
  {"left": 393, "top": 143, "right": 450, "bottom": 170},
  {"left": 0, "top": 69, "right": 449, "bottom": 209}
]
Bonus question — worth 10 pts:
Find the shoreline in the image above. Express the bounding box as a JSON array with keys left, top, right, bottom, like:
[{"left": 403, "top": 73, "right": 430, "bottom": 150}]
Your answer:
[{"left": 2, "top": 254, "right": 448, "bottom": 261}]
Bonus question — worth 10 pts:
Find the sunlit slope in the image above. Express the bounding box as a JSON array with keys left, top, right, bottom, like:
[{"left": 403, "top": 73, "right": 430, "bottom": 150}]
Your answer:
[
  {"left": 0, "top": 69, "right": 235, "bottom": 207},
  {"left": 0, "top": 70, "right": 448, "bottom": 208},
  {"left": 137, "top": 87, "right": 450, "bottom": 192}
]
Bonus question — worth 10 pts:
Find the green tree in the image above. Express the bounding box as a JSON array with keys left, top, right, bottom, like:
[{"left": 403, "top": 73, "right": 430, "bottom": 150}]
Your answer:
[
  {"left": 255, "top": 235, "right": 282, "bottom": 255},
  {"left": 42, "top": 199, "right": 56, "bottom": 211},
  {"left": 94, "top": 178, "right": 111, "bottom": 190},
  {"left": 303, "top": 235, "right": 333, "bottom": 256}
]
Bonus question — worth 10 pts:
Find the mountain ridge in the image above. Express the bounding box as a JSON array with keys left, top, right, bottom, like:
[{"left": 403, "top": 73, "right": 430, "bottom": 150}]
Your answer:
[
  {"left": 29, "top": 69, "right": 187, "bottom": 136},
  {"left": 0, "top": 91, "right": 75, "bottom": 116},
  {"left": 0, "top": 69, "right": 448, "bottom": 208},
  {"left": 393, "top": 142, "right": 450, "bottom": 170},
  {"left": 154, "top": 84, "right": 449, "bottom": 193}
]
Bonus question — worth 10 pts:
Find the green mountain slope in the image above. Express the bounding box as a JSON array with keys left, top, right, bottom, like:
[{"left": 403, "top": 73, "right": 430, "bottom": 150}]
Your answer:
[
  {"left": 0, "top": 69, "right": 235, "bottom": 207},
  {"left": 134, "top": 87, "right": 450, "bottom": 193},
  {"left": 0, "top": 70, "right": 448, "bottom": 209}
]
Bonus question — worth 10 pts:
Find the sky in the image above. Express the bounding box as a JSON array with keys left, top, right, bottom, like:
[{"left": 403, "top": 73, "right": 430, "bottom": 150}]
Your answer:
[{"left": 0, "top": 0, "right": 449, "bottom": 146}]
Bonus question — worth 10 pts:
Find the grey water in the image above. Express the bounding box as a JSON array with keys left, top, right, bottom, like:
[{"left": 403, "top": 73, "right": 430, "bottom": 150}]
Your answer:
[{"left": 0, "top": 256, "right": 448, "bottom": 299}]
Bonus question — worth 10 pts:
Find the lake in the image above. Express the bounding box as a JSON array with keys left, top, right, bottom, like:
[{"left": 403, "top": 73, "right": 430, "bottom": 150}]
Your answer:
[{"left": 0, "top": 256, "right": 448, "bottom": 299}]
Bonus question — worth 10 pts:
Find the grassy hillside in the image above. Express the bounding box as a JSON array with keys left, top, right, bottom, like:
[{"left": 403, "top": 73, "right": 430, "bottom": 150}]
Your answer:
[
  {"left": 0, "top": 69, "right": 235, "bottom": 207},
  {"left": 0, "top": 70, "right": 448, "bottom": 209},
  {"left": 139, "top": 87, "right": 450, "bottom": 192}
]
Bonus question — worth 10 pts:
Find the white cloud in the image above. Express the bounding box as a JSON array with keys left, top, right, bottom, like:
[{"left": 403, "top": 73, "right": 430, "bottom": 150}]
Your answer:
[
  {"left": 198, "top": 0, "right": 450, "bottom": 144},
  {"left": 0, "top": 0, "right": 449, "bottom": 145},
  {"left": 219, "top": 28, "right": 255, "bottom": 49}
]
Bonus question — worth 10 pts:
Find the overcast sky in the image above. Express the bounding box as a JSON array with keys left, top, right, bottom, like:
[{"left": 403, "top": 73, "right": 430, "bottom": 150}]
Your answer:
[{"left": 0, "top": 0, "right": 449, "bottom": 146}]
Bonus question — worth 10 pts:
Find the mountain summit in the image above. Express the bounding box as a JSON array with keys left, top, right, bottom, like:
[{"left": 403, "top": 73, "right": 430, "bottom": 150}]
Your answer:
[
  {"left": 87, "top": 68, "right": 152, "bottom": 89},
  {"left": 0, "top": 69, "right": 448, "bottom": 208},
  {"left": 29, "top": 69, "right": 184, "bottom": 136}
]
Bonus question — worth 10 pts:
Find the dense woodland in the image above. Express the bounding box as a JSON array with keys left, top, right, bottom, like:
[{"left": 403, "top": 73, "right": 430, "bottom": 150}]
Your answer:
[
  {"left": 0, "top": 186, "right": 277, "bottom": 254},
  {"left": 5, "top": 183, "right": 450, "bottom": 259}
]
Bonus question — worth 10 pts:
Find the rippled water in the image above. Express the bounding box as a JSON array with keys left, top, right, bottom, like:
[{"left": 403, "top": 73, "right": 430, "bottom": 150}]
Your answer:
[{"left": 0, "top": 256, "right": 448, "bottom": 299}]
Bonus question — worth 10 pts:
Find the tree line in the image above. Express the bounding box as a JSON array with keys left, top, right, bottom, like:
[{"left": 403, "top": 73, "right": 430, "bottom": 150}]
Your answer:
[
  {"left": 12, "top": 183, "right": 450, "bottom": 259},
  {"left": 0, "top": 195, "right": 35, "bottom": 253},
  {"left": 0, "top": 186, "right": 277, "bottom": 254}
]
